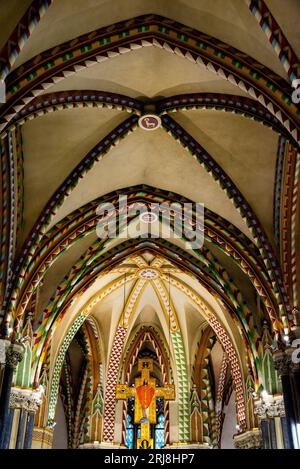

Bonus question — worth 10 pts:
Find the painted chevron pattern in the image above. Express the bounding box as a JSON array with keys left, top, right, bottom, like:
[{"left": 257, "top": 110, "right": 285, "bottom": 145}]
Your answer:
[{"left": 171, "top": 331, "right": 190, "bottom": 442}]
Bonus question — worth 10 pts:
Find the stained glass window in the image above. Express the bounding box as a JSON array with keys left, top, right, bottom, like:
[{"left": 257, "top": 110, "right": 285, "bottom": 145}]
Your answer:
[
  {"left": 125, "top": 414, "right": 134, "bottom": 449},
  {"left": 155, "top": 414, "right": 165, "bottom": 449}
]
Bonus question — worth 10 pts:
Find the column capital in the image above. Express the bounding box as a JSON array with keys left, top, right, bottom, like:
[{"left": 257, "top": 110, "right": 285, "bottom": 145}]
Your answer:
[
  {"left": 254, "top": 395, "right": 285, "bottom": 420},
  {"left": 0, "top": 338, "right": 11, "bottom": 364},
  {"left": 6, "top": 342, "right": 25, "bottom": 368},
  {"left": 233, "top": 429, "right": 262, "bottom": 449},
  {"left": 273, "top": 345, "right": 300, "bottom": 375},
  {"left": 9, "top": 386, "right": 43, "bottom": 413},
  {"left": 273, "top": 349, "right": 292, "bottom": 376}
]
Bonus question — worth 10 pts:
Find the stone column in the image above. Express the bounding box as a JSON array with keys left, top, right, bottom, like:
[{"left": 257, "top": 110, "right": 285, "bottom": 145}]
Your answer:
[
  {"left": 233, "top": 429, "right": 262, "bottom": 449},
  {"left": 0, "top": 341, "right": 24, "bottom": 449},
  {"left": 254, "top": 395, "right": 288, "bottom": 448},
  {"left": 274, "top": 347, "right": 300, "bottom": 449},
  {"left": 6, "top": 386, "right": 43, "bottom": 449}
]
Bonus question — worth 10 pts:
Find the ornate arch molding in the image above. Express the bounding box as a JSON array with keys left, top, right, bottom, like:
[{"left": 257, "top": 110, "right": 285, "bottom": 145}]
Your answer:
[
  {"left": 192, "top": 326, "right": 217, "bottom": 445},
  {"left": 1, "top": 15, "right": 298, "bottom": 141},
  {"left": 5, "top": 91, "right": 293, "bottom": 142},
  {"left": 0, "top": 0, "right": 54, "bottom": 80},
  {"left": 157, "top": 93, "right": 295, "bottom": 143},
  {"left": 245, "top": 0, "right": 300, "bottom": 83},
  {"left": 275, "top": 140, "right": 300, "bottom": 308},
  {"left": 32, "top": 233, "right": 262, "bottom": 383},
  {"left": 162, "top": 114, "right": 291, "bottom": 322},
  {"left": 1, "top": 114, "right": 138, "bottom": 331},
  {"left": 74, "top": 320, "right": 104, "bottom": 446},
  {"left": 3, "top": 90, "right": 143, "bottom": 136},
  {"left": 6, "top": 157, "right": 284, "bottom": 334},
  {"left": 45, "top": 248, "right": 247, "bottom": 438},
  {"left": 1, "top": 102, "right": 293, "bottom": 330},
  {"left": 38, "top": 241, "right": 251, "bottom": 428},
  {"left": 3, "top": 101, "right": 290, "bottom": 331}
]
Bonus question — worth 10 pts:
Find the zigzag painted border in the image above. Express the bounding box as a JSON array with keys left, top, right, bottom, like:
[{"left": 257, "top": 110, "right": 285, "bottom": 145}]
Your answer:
[
  {"left": 162, "top": 114, "right": 290, "bottom": 326},
  {"left": 246, "top": 0, "right": 300, "bottom": 83},
  {"left": 0, "top": 0, "right": 53, "bottom": 80},
  {"left": 2, "top": 15, "right": 298, "bottom": 142},
  {"left": 4, "top": 90, "right": 143, "bottom": 136},
  {"left": 157, "top": 93, "right": 294, "bottom": 143}
]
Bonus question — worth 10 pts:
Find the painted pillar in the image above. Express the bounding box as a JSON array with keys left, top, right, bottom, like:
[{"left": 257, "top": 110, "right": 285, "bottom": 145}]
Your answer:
[
  {"left": 23, "top": 412, "right": 35, "bottom": 448},
  {"left": 254, "top": 395, "right": 289, "bottom": 448},
  {"left": 6, "top": 386, "right": 43, "bottom": 449},
  {"left": 290, "top": 309, "right": 300, "bottom": 437},
  {"left": 15, "top": 409, "right": 26, "bottom": 449},
  {"left": 0, "top": 341, "right": 24, "bottom": 449},
  {"left": 290, "top": 363, "right": 300, "bottom": 447},
  {"left": 274, "top": 348, "right": 300, "bottom": 449}
]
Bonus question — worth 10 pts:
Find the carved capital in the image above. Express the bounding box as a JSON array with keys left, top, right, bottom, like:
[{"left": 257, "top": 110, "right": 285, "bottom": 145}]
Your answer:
[
  {"left": 9, "top": 386, "right": 43, "bottom": 413},
  {"left": 0, "top": 338, "right": 11, "bottom": 364},
  {"left": 254, "top": 395, "right": 285, "bottom": 420},
  {"left": 6, "top": 342, "right": 25, "bottom": 368},
  {"left": 273, "top": 350, "right": 291, "bottom": 376},
  {"left": 273, "top": 346, "right": 300, "bottom": 376},
  {"left": 234, "top": 429, "right": 262, "bottom": 449}
]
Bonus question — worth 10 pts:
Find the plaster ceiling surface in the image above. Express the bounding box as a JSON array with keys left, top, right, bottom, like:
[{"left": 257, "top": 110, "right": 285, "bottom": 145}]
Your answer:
[
  {"left": 48, "top": 127, "right": 253, "bottom": 239},
  {"left": 21, "top": 107, "right": 127, "bottom": 243},
  {"left": 41, "top": 46, "right": 251, "bottom": 99},
  {"left": 133, "top": 305, "right": 162, "bottom": 330},
  {"left": 11, "top": 0, "right": 287, "bottom": 80},
  {"left": 173, "top": 111, "right": 279, "bottom": 243}
]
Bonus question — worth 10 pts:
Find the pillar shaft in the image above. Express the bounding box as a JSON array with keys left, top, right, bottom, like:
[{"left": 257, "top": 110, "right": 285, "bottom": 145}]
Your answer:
[
  {"left": 281, "top": 374, "right": 297, "bottom": 447},
  {"left": 274, "top": 348, "right": 300, "bottom": 449},
  {"left": 0, "top": 341, "right": 24, "bottom": 449},
  {"left": 254, "top": 395, "right": 289, "bottom": 449},
  {"left": 16, "top": 409, "right": 26, "bottom": 449},
  {"left": 0, "top": 366, "right": 14, "bottom": 447},
  {"left": 23, "top": 413, "right": 35, "bottom": 449},
  {"left": 6, "top": 386, "right": 43, "bottom": 449}
]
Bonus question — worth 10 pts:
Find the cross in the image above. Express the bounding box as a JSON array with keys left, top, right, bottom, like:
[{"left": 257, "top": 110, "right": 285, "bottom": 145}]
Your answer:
[{"left": 116, "top": 357, "right": 175, "bottom": 449}]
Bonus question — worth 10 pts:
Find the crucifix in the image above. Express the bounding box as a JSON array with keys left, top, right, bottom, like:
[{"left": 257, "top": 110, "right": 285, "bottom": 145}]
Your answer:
[{"left": 116, "top": 357, "right": 175, "bottom": 449}]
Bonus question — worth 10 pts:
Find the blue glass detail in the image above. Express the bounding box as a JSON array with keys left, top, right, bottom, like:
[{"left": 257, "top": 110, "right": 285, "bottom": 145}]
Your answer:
[
  {"left": 125, "top": 414, "right": 134, "bottom": 449},
  {"left": 155, "top": 414, "right": 165, "bottom": 449}
]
